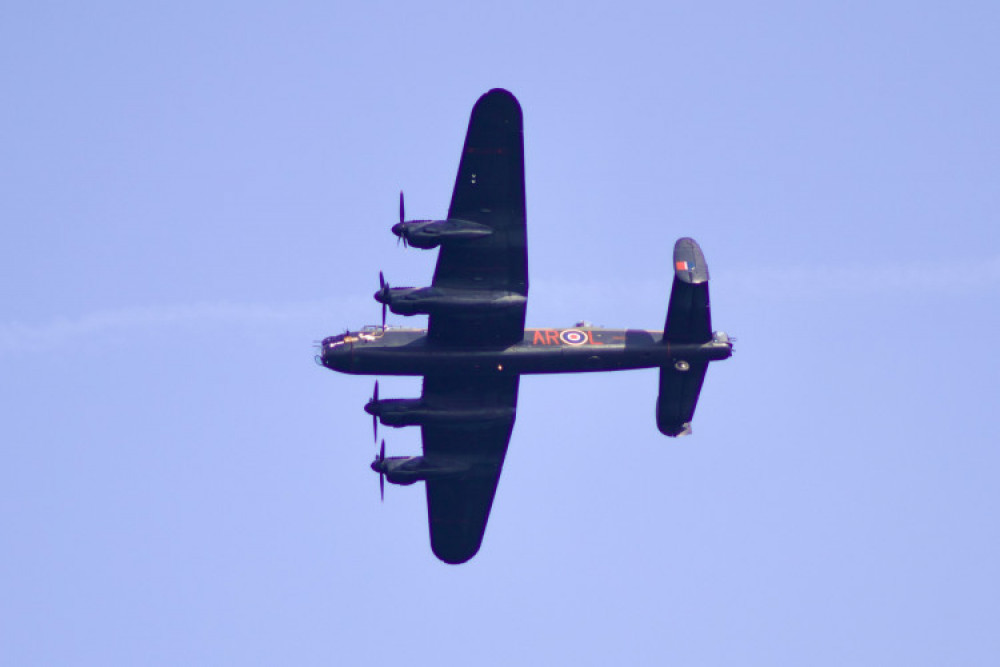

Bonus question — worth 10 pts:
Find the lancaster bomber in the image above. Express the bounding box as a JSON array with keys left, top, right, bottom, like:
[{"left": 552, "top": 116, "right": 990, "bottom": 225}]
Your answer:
[{"left": 317, "top": 89, "right": 732, "bottom": 564}]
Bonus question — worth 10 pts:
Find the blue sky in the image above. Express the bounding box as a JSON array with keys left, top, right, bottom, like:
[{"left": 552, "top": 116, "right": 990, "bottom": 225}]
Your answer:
[{"left": 2, "top": 2, "right": 998, "bottom": 665}]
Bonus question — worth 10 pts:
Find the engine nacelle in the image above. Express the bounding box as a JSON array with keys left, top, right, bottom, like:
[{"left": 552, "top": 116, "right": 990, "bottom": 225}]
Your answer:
[
  {"left": 374, "top": 286, "right": 526, "bottom": 317},
  {"left": 391, "top": 218, "right": 493, "bottom": 249},
  {"left": 365, "top": 398, "right": 515, "bottom": 428},
  {"left": 373, "top": 455, "right": 474, "bottom": 485}
]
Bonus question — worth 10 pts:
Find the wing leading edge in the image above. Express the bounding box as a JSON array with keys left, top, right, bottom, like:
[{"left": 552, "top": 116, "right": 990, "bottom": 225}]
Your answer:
[{"left": 429, "top": 89, "right": 528, "bottom": 347}]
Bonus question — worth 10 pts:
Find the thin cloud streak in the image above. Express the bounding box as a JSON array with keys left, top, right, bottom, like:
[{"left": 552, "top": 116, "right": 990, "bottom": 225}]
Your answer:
[
  {"left": 5, "top": 257, "right": 997, "bottom": 354},
  {"left": 721, "top": 254, "right": 1000, "bottom": 300},
  {"left": 0, "top": 297, "right": 367, "bottom": 354},
  {"left": 535, "top": 255, "right": 1000, "bottom": 306}
]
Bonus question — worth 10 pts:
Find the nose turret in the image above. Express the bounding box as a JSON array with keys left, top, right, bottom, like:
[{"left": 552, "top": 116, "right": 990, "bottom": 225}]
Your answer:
[{"left": 319, "top": 335, "right": 352, "bottom": 371}]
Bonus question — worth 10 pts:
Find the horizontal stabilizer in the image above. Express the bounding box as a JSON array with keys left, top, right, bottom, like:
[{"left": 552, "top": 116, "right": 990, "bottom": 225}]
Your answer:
[
  {"left": 664, "top": 238, "right": 712, "bottom": 344},
  {"left": 656, "top": 362, "right": 708, "bottom": 437}
]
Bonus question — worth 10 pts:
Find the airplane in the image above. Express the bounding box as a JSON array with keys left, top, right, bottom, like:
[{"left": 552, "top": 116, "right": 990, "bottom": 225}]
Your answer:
[{"left": 317, "top": 89, "right": 733, "bottom": 564}]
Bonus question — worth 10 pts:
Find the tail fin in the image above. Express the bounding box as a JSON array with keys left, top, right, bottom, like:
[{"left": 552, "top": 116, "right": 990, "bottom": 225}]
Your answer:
[
  {"left": 656, "top": 362, "right": 708, "bottom": 437},
  {"left": 663, "top": 237, "right": 711, "bottom": 344},
  {"left": 657, "top": 238, "right": 713, "bottom": 437}
]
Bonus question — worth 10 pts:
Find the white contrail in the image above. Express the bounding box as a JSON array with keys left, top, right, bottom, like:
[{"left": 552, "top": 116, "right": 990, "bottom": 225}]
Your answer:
[
  {"left": 535, "top": 255, "right": 1000, "bottom": 304},
  {"left": 0, "top": 296, "right": 368, "bottom": 354},
  {"left": 4, "top": 256, "right": 997, "bottom": 354},
  {"left": 719, "top": 254, "right": 1000, "bottom": 300}
]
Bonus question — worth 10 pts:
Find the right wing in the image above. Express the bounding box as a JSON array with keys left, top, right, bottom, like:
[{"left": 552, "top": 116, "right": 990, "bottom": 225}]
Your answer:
[
  {"left": 428, "top": 89, "right": 528, "bottom": 347},
  {"left": 420, "top": 373, "right": 519, "bottom": 564}
]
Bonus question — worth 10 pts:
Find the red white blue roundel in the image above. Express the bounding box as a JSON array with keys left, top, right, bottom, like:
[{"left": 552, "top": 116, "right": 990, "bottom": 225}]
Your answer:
[{"left": 559, "top": 329, "right": 588, "bottom": 346}]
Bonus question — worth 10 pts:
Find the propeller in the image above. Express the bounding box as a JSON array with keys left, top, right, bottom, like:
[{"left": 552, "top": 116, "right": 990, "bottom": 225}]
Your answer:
[
  {"left": 375, "top": 439, "right": 386, "bottom": 502},
  {"left": 397, "top": 191, "right": 408, "bottom": 247},
  {"left": 378, "top": 271, "right": 388, "bottom": 327},
  {"left": 370, "top": 380, "right": 379, "bottom": 442}
]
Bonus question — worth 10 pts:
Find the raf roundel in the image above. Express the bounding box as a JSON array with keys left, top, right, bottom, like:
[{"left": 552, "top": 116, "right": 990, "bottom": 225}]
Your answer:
[{"left": 559, "top": 329, "right": 588, "bottom": 346}]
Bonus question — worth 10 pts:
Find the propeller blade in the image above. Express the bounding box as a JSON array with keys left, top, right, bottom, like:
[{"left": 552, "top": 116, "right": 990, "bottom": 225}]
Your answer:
[
  {"left": 371, "top": 381, "right": 379, "bottom": 442},
  {"left": 399, "top": 191, "right": 405, "bottom": 224},
  {"left": 379, "top": 439, "right": 386, "bottom": 502},
  {"left": 378, "top": 271, "right": 388, "bottom": 327}
]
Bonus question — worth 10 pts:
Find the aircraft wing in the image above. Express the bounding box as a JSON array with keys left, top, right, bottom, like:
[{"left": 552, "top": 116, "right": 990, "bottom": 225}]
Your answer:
[
  {"left": 421, "top": 373, "right": 519, "bottom": 564},
  {"left": 429, "top": 88, "right": 528, "bottom": 347}
]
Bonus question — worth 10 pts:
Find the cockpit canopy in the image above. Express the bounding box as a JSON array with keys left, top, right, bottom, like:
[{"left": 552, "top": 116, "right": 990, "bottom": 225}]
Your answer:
[{"left": 322, "top": 325, "right": 388, "bottom": 349}]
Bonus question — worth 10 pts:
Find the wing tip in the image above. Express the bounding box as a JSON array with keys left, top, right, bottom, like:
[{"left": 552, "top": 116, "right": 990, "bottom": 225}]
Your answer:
[
  {"left": 483, "top": 87, "right": 518, "bottom": 100},
  {"left": 431, "top": 537, "right": 484, "bottom": 565},
  {"left": 475, "top": 88, "right": 522, "bottom": 118}
]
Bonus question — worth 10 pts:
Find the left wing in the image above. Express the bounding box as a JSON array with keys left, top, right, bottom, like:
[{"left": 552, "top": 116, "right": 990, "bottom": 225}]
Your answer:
[
  {"left": 421, "top": 373, "right": 519, "bottom": 564},
  {"left": 428, "top": 89, "right": 527, "bottom": 347}
]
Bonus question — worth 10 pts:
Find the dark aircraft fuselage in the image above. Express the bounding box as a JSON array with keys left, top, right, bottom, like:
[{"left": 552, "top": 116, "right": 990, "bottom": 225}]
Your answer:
[
  {"left": 319, "top": 326, "right": 732, "bottom": 377},
  {"left": 319, "top": 89, "right": 734, "bottom": 564}
]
